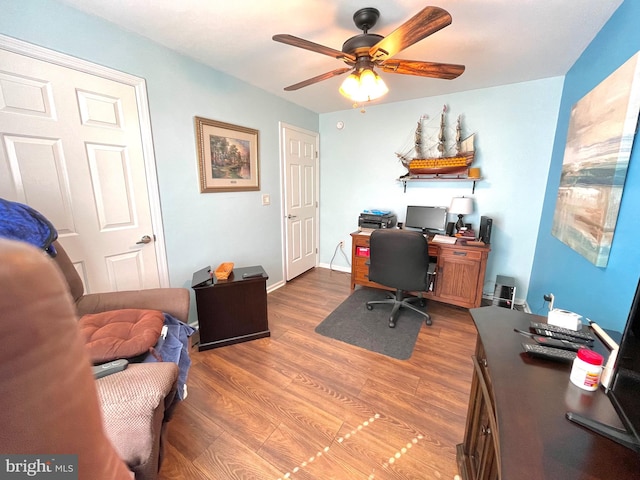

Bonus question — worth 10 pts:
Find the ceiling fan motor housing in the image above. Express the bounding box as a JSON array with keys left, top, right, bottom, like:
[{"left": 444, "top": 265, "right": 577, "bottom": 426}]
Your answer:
[
  {"left": 342, "top": 33, "right": 384, "bottom": 57},
  {"left": 353, "top": 7, "right": 380, "bottom": 32},
  {"left": 343, "top": 7, "right": 383, "bottom": 59}
]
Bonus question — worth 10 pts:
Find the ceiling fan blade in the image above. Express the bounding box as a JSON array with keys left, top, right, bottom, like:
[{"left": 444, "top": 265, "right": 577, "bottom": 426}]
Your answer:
[
  {"left": 380, "top": 59, "right": 465, "bottom": 80},
  {"left": 273, "top": 34, "right": 356, "bottom": 63},
  {"left": 283, "top": 67, "right": 352, "bottom": 91},
  {"left": 369, "top": 6, "right": 452, "bottom": 61}
]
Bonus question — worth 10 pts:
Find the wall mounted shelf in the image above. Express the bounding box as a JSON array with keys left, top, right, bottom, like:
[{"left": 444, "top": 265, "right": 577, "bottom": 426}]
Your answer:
[{"left": 398, "top": 175, "right": 482, "bottom": 193}]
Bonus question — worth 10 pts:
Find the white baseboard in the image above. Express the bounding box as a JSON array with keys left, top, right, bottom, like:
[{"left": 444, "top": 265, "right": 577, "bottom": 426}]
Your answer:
[
  {"left": 318, "top": 262, "right": 351, "bottom": 273},
  {"left": 482, "top": 292, "right": 530, "bottom": 312}
]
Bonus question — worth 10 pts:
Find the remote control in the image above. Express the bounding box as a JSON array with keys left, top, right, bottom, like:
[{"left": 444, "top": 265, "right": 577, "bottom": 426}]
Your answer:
[
  {"left": 515, "top": 328, "right": 584, "bottom": 351},
  {"left": 531, "top": 327, "right": 593, "bottom": 344},
  {"left": 530, "top": 321, "right": 595, "bottom": 343},
  {"left": 92, "top": 359, "right": 129, "bottom": 379},
  {"left": 242, "top": 271, "right": 263, "bottom": 279},
  {"left": 522, "top": 343, "right": 577, "bottom": 363},
  {"left": 531, "top": 334, "right": 584, "bottom": 351}
]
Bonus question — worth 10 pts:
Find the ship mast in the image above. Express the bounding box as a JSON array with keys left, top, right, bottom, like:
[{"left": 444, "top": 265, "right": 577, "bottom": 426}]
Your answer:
[
  {"left": 437, "top": 105, "right": 446, "bottom": 157},
  {"left": 455, "top": 116, "right": 462, "bottom": 154}
]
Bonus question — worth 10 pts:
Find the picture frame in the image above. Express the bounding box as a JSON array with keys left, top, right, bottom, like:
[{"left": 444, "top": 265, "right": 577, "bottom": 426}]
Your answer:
[
  {"left": 195, "top": 116, "right": 260, "bottom": 192},
  {"left": 551, "top": 51, "right": 640, "bottom": 267}
]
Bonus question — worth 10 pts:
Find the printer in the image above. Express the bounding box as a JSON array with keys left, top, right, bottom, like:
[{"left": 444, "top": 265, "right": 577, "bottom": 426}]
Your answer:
[{"left": 358, "top": 210, "right": 397, "bottom": 229}]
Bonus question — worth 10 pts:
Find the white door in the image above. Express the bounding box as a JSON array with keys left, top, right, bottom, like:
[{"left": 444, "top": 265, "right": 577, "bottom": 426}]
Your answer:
[
  {"left": 281, "top": 123, "right": 319, "bottom": 281},
  {"left": 0, "top": 37, "right": 167, "bottom": 293}
]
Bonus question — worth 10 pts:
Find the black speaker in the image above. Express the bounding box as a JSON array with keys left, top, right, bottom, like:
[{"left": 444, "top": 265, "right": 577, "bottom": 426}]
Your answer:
[
  {"left": 479, "top": 216, "right": 493, "bottom": 244},
  {"left": 446, "top": 221, "right": 455, "bottom": 236}
]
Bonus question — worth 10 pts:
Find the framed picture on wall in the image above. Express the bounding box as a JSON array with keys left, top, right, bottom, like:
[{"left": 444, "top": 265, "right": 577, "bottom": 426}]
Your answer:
[
  {"left": 551, "top": 51, "right": 640, "bottom": 267},
  {"left": 195, "top": 116, "right": 260, "bottom": 192}
]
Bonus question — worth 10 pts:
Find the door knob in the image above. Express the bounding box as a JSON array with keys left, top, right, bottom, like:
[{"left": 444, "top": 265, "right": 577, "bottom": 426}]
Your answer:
[
  {"left": 136, "top": 235, "right": 152, "bottom": 244},
  {"left": 287, "top": 214, "right": 297, "bottom": 219}
]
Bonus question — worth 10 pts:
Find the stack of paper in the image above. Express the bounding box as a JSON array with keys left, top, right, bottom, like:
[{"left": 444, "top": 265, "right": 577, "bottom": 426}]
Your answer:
[{"left": 432, "top": 234, "right": 457, "bottom": 244}]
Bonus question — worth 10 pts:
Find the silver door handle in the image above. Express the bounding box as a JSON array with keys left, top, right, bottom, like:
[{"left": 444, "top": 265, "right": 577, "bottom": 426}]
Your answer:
[
  {"left": 287, "top": 214, "right": 297, "bottom": 219},
  {"left": 136, "top": 235, "right": 152, "bottom": 244}
]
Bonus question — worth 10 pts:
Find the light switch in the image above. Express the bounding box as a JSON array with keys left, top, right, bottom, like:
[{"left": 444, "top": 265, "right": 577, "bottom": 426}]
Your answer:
[{"left": 261, "top": 194, "right": 270, "bottom": 206}]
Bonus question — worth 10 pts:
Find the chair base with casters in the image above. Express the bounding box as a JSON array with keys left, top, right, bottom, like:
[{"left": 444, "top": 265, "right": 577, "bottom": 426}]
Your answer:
[
  {"left": 365, "top": 229, "right": 436, "bottom": 329},
  {"left": 366, "top": 290, "right": 432, "bottom": 328}
]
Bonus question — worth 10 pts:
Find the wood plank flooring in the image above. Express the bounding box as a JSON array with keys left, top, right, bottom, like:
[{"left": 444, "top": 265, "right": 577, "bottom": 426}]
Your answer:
[{"left": 159, "top": 267, "right": 477, "bottom": 479}]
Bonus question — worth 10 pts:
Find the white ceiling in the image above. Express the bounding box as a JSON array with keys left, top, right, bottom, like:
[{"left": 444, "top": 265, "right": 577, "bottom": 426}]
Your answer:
[{"left": 59, "top": 0, "right": 623, "bottom": 114}]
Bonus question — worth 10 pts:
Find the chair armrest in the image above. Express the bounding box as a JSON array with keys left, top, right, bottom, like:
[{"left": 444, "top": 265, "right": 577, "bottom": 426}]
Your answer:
[
  {"left": 97, "top": 362, "right": 179, "bottom": 422},
  {"left": 76, "top": 288, "right": 190, "bottom": 323},
  {"left": 96, "top": 363, "right": 179, "bottom": 475}
]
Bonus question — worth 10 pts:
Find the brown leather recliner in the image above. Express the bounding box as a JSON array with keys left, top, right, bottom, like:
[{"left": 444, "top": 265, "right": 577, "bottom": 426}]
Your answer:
[
  {"left": 1, "top": 239, "right": 191, "bottom": 480},
  {"left": 0, "top": 238, "right": 132, "bottom": 479}
]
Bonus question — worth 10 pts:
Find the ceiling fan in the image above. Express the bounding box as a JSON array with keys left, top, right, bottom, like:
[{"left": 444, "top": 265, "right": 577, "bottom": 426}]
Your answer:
[{"left": 272, "top": 6, "right": 465, "bottom": 103}]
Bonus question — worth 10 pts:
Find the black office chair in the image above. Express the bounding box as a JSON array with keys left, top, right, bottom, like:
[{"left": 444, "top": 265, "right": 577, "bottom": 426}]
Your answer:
[{"left": 366, "top": 229, "right": 435, "bottom": 328}]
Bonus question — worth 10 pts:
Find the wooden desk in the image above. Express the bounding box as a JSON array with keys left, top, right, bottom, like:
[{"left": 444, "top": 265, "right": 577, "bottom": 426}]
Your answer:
[
  {"left": 350, "top": 230, "right": 490, "bottom": 309},
  {"left": 191, "top": 265, "right": 270, "bottom": 351},
  {"left": 457, "top": 307, "right": 640, "bottom": 480}
]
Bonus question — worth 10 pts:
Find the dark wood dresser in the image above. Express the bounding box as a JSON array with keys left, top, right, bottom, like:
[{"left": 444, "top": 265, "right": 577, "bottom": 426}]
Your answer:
[{"left": 457, "top": 306, "right": 640, "bottom": 479}]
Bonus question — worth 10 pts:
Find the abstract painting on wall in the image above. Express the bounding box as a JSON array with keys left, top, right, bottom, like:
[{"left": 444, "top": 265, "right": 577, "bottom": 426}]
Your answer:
[{"left": 552, "top": 51, "right": 640, "bottom": 267}]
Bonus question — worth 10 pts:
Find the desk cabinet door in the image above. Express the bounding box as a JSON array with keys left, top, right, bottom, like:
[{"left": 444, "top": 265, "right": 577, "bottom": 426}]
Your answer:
[
  {"left": 460, "top": 354, "right": 500, "bottom": 480},
  {"left": 437, "top": 248, "right": 482, "bottom": 308}
]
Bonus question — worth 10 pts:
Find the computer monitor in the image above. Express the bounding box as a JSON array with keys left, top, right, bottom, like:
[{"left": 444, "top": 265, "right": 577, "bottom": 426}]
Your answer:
[
  {"left": 405, "top": 205, "right": 448, "bottom": 234},
  {"left": 566, "top": 276, "right": 640, "bottom": 452}
]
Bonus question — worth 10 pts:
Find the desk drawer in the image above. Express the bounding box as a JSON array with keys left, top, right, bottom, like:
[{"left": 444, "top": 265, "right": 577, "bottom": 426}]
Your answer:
[
  {"left": 353, "top": 236, "right": 371, "bottom": 248},
  {"left": 440, "top": 248, "right": 483, "bottom": 261}
]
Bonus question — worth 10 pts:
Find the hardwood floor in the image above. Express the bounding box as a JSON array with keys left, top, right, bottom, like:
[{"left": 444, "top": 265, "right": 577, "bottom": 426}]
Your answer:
[{"left": 159, "top": 267, "right": 477, "bottom": 479}]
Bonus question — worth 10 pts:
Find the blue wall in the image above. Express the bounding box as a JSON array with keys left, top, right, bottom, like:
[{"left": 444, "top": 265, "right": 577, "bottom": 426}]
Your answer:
[{"left": 528, "top": 0, "right": 640, "bottom": 331}]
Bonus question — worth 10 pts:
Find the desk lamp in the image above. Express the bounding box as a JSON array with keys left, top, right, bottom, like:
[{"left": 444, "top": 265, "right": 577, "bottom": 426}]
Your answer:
[{"left": 450, "top": 197, "right": 474, "bottom": 233}]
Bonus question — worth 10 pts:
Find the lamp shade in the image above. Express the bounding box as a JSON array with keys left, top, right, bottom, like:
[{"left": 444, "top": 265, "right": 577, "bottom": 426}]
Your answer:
[
  {"left": 449, "top": 197, "right": 474, "bottom": 215},
  {"left": 339, "top": 67, "right": 388, "bottom": 103}
]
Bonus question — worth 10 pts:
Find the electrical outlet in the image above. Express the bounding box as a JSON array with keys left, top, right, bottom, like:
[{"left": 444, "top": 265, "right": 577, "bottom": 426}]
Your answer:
[{"left": 339, "top": 241, "right": 344, "bottom": 248}]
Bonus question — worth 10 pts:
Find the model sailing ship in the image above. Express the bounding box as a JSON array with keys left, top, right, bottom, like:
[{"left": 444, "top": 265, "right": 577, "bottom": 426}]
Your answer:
[{"left": 397, "top": 105, "right": 475, "bottom": 177}]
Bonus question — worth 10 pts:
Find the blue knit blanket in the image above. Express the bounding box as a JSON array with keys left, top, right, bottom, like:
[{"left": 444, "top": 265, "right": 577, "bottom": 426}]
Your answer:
[{"left": 0, "top": 198, "right": 58, "bottom": 256}]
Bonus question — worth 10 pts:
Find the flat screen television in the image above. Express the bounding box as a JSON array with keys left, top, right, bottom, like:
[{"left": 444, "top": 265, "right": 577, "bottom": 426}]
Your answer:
[
  {"left": 405, "top": 205, "right": 447, "bottom": 234},
  {"left": 566, "top": 276, "right": 640, "bottom": 452}
]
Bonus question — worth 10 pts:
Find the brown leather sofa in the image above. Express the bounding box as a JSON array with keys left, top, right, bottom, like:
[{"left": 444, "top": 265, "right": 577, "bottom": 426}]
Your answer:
[{"left": 0, "top": 239, "right": 191, "bottom": 479}]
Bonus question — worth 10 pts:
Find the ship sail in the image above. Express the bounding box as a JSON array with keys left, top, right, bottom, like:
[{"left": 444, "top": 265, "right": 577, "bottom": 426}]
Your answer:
[{"left": 396, "top": 105, "right": 475, "bottom": 176}]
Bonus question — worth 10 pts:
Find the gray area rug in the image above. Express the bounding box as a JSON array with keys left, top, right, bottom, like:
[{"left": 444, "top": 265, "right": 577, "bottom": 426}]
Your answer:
[{"left": 315, "top": 288, "right": 426, "bottom": 360}]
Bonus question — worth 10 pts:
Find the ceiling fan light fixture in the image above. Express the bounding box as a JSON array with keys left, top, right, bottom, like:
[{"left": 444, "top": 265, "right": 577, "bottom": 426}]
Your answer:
[
  {"left": 338, "top": 72, "right": 360, "bottom": 98},
  {"left": 339, "top": 67, "right": 388, "bottom": 103}
]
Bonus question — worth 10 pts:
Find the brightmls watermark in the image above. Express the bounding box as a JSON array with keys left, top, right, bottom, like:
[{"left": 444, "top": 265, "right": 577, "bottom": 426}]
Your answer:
[{"left": 1, "top": 455, "right": 77, "bottom": 479}]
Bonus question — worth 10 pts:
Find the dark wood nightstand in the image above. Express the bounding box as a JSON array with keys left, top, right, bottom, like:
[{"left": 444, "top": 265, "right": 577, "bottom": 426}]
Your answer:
[{"left": 191, "top": 265, "right": 270, "bottom": 351}]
